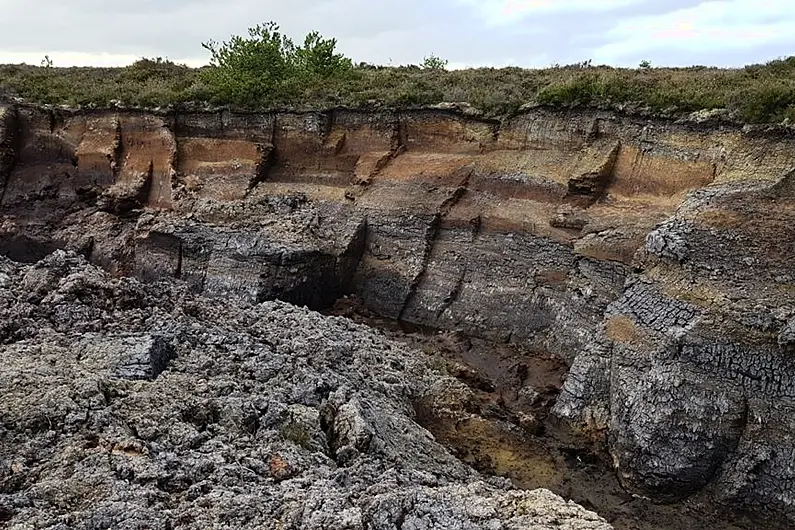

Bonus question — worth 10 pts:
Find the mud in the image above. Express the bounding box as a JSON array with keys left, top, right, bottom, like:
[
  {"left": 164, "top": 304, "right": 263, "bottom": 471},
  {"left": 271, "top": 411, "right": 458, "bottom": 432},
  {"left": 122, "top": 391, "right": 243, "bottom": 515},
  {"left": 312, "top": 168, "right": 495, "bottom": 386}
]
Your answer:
[{"left": 328, "top": 296, "right": 781, "bottom": 530}]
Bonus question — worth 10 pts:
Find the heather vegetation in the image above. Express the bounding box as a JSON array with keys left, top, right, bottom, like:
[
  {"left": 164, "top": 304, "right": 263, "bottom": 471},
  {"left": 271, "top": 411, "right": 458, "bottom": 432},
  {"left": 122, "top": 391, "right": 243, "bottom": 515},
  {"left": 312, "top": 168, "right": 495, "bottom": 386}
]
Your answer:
[{"left": 1, "top": 23, "right": 795, "bottom": 123}]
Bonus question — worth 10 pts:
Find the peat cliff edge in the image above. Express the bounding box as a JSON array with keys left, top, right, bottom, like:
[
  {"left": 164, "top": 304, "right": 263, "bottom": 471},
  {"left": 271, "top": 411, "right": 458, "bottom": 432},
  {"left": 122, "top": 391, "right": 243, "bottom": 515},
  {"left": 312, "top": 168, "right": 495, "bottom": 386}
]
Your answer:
[{"left": 2, "top": 101, "right": 795, "bottom": 524}]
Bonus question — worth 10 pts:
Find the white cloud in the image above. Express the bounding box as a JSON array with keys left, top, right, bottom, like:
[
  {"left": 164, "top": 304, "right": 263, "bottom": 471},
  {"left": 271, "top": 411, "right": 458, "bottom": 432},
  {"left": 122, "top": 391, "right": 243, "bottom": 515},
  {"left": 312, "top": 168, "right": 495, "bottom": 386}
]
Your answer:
[
  {"left": 0, "top": 51, "right": 206, "bottom": 68},
  {"left": 459, "top": 0, "right": 642, "bottom": 25},
  {"left": 591, "top": 0, "right": 795, "bottom": 65},
  {"left": 0, "top": 0, "right": 792, "bottom": 68}
]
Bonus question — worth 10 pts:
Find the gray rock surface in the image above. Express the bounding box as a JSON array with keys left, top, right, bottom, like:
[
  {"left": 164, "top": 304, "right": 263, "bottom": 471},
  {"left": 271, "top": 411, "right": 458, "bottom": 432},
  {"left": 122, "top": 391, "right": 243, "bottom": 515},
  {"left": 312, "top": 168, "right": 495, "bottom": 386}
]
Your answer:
[
  {"left": 556, "top": 176, "right": 795, "bottom": 522},
  {"left": 0, "top": 250, "right": 611, "bottom": 529},
  {"left": 134, "top": 196, "right": 367, "bottom": 307}
]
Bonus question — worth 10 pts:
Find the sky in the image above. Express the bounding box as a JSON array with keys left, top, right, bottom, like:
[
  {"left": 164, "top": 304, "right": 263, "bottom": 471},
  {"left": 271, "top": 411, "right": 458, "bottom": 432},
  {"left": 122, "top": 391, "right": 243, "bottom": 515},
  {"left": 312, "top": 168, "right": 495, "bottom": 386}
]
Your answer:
[{"left": 0, "top": 0, "right": 792, "bottom": 68}]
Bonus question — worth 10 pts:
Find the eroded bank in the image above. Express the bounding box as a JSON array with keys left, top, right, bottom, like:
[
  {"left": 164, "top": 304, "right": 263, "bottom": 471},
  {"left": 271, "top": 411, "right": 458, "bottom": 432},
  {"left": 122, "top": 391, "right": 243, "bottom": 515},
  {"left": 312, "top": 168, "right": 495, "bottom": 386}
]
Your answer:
[{"left": 2, "top": 101, "right": 795, "bottom": 524}]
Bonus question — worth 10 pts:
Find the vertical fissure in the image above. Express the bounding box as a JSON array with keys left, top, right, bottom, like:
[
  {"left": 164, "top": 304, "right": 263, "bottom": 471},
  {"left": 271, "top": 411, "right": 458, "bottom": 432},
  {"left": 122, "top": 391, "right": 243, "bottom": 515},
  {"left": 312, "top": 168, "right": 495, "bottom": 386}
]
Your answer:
[{"left": 0, "top": 104, "right": 19, "bottom": 207}]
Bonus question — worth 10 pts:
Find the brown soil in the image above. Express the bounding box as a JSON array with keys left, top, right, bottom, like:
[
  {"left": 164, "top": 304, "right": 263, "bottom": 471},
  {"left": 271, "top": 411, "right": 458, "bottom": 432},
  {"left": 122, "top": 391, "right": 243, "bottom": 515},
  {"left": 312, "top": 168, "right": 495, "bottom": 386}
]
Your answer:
[{"left": 327, "top": 296, "right": 780, "bottom": 530}]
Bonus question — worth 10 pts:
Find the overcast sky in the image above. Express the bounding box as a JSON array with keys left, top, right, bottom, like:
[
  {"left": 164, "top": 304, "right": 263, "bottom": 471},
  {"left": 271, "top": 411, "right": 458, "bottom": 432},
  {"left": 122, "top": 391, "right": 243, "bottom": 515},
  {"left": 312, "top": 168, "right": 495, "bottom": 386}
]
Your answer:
[{"left": 0, "top": 0, "right": 792, "bottom": 68}]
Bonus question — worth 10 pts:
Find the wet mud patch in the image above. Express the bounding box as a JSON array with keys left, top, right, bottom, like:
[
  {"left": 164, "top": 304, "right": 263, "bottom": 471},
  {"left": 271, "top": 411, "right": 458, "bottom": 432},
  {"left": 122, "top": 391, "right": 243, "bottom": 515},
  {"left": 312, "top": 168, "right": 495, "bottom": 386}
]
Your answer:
[{"left": 414, "top": 402, "right": 564, "bottom": 489}]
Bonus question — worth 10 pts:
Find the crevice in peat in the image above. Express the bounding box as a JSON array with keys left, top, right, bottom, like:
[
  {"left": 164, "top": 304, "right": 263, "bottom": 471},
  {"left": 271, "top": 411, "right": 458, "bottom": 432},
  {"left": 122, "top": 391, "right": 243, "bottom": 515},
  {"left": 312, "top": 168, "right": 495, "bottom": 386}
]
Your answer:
[
  {"left": 330, "top": 298, "right": 776, "bottom": 530},
  {"left": 397, "top": 213, "right": 441, "bottom": 323}
]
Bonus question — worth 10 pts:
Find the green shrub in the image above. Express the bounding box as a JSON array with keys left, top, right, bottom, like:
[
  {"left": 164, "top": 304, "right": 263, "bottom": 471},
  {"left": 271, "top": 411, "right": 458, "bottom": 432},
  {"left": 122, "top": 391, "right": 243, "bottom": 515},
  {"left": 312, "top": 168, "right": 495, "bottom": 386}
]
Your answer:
[
  {"left": 537, "top": 72, "right": 602, "bottom": 106},
  {"left": 422, "top": 54, "right": 449, "bottom": 71},
  {"left": 293, "top": 31, "right": 353, "bottom": 78},
  {"left": 121, "top": 57, "right": 190, "bottom": 83},
  {"left": 200, "top": 22, "right": 352, "bottom": 106},
  {"left": 735, "top": 82, "right": 795, "bottom": 123}
]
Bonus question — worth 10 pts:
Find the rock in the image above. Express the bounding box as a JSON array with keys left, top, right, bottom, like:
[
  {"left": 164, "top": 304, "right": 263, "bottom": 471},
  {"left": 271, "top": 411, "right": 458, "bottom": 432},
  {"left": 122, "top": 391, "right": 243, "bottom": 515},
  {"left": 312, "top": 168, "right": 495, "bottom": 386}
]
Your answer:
[
  {"left": 550, "top": 206, "right": 590, "bottom": 230},
  {"left": 558, "top": 178, "right": 795, "bottom": 521},
  {"left": 364, "top": 483, "right": 611, "bottom": 530},
  {"left": 685, "top": 108, "right": 731, "bottom": 124},
  {"left": 517, "top": 411, "right": 542, "bottom": 434},
  {"left": 112, "top": 334, "right": 175, "bottom": 381},
  {"left": 97, "top": 171, "right": 151, "bottom": 214},
  {"left": 330, "top": 399, "right": 374, "bottom": 462},
  {"left": 0, "top": 103, "right": 17, "bottom": 200},
  {"left": 551, "top": 340, "right": 612, "bottom": 435},
  {"left": 644, "top": 221, "right": 689, "bottom": 263},
  {"left": 778, "top": 317, "right": 795, "bottom": 349},
  {"left": 566, "top": 141, "right": 620, "bottom": 202},
  {"left": 0, "top": 252, "right": 609, "bottom": 528},
  {"left": 609, "top": 354, "right": 747, "bottom": 498},
  {"left": 268, "top": 454, "right": 297, "bottom": 481},
  {"left": 713, "top": 398, "right": 795, "bottom": 523},
  {"left": 133, "top": 199, "right": 367, "bottom": 308}
]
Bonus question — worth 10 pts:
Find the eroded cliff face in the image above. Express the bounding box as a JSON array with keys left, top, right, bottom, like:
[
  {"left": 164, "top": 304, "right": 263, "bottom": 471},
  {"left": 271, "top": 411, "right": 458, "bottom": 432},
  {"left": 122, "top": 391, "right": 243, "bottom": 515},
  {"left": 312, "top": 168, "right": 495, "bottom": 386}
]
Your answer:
[
  {"left": 555, "top": 175, "right": 795, "bottom": 517},
  {"left": 2, "top": 100, "right": 795, "bottom": 523}
]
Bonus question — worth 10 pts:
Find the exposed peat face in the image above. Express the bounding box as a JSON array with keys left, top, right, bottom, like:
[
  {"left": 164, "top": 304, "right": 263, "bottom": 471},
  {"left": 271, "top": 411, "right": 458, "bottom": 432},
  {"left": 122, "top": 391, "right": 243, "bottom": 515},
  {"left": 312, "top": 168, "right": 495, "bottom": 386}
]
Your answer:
[{"left": 3, "top": 101, "right": 795, "bottom": 527}]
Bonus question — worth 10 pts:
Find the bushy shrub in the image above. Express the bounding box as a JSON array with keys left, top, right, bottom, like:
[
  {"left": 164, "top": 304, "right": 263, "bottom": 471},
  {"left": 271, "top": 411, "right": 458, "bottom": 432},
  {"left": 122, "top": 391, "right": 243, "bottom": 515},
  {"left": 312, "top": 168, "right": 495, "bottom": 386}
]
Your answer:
[
  {"left": 121, "top": 57, "right": 189, "bottom": 82},
  {"left": 422, "top": 54, "right": 449, "bottom": 71},
  {"left": 200, "top": 22, "right": 352, "bottom": 106},
  {"left": 735, "top": 82, "right": 795, "bottom": 123},
  {"left": 293, "top": 31, "right": 353, "bottom": 78}
]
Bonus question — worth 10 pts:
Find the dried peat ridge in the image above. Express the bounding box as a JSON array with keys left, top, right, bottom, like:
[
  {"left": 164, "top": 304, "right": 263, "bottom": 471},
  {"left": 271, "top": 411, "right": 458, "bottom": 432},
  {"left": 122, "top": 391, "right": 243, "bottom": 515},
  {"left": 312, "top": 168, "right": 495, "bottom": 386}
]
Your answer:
[{"left": 2, "top": 99, "right": 795, "bottom": 528}]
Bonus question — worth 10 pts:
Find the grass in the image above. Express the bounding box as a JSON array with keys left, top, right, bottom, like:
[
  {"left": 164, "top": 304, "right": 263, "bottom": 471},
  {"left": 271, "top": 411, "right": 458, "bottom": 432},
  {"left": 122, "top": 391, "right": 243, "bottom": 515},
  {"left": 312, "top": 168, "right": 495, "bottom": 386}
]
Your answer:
[{"left": 3, "top": 57, "right": 795, "bottom": 124}]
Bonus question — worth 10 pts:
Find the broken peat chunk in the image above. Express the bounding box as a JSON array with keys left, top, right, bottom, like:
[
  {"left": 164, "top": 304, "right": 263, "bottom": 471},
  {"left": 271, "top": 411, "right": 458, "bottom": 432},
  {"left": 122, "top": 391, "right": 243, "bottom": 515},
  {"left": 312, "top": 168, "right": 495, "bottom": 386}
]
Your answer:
[{"left": 113, "top": 334, "right": 175, "bottom": 381}]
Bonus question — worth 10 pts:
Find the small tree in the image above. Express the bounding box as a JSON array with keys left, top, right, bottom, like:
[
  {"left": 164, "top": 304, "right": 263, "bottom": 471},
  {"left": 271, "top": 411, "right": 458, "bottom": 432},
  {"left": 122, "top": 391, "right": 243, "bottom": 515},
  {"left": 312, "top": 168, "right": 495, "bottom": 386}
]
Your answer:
[
  {"left": 639, "top": 60, "right": 652, "bottom": 69},
  {"left": 201, "top": 22, "right": 352, "bottom": 105},
  {"left": 422, "top": 54, "right": 448, "bottom": 71},
  {"left": 202, "top": 22, "right": 292, "bottom": 104},
  {"left": 293, "top": 31, "right": 353, "bottom": 78}
]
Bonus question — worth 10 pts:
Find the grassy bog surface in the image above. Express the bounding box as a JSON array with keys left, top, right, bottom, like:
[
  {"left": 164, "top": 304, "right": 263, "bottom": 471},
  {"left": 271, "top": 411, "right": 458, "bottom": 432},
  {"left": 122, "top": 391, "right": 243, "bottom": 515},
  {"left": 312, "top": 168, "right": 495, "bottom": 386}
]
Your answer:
[{"left": 2, "top": 56, "right": 795, "bottom": 123}]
